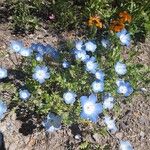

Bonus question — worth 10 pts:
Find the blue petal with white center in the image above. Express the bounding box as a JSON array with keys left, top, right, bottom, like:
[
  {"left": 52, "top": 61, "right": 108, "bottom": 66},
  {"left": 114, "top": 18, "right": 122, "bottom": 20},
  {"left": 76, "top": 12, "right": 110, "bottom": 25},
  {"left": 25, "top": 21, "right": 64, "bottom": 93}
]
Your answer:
[
  {"left": 19, "top": 47, "right": 33, "bottom": 57},
  {"left": 119, "top": 140, "right": 133, "bottom": 150},
  {"left": 10, "top": 40, "right": 24, "bottom": 52},
  {"left": 35, "top": 43, "right": 46, "bottom": 55},
  {"left": 0, "top": 100, "right": 7, "bottom": 120},
  {"left": 104, "top": 116, "right": 118, "bottom": 133},
  {"left": 117, "top": 29, "right": 131, "bottom": 47},
  {"left": 115, "top": 62, "right": 127, "bottom": 75},
  {"left": 103, "top": 93, "right": 114, "bottom": 110},
  {"left": 85, "top": 41, "right": 97, "bottom": 52},
  {"left": 95, "top": 70, "right": 105, "bottom": 81},
  {"left": 75, "top": 40, "right": 84, "bottom": 50},
  {"left": 74, "top": 49, "right": 89, "bottom": 62},
  {"left": 85, "top": 57, "right": 98, "bottom": 74},
  {"left": 0, "top": 68, "right": 7, "bottom": 79},
  {"left": 101, "top": 39, "right": 110, "bottom": 48},
  {"left": 91, "top": 80, "right": 104, "bottom": 93},
  {"left": 63, "top": 91, "right": 77, "bottom": 104},
  {"left": 62, "top": 61, "right": 70, "bottom": 69},
  {"left": 42, "top": 112, "right": 61, "bottom": 132},
  {"left": 19, "top": 89, "right": 30, "bottom": 101},
  {"left": 116, "top": 79, "right": 133, "bottom": 96},
  {"left": 35, "top": 53, "right": 43, "bottom": 62},
  {"left": 32, "top": 66, "right": 50, "bottom": 84},
  {"left": 80, "top": 94, "right": 103, "bottom": 123}
]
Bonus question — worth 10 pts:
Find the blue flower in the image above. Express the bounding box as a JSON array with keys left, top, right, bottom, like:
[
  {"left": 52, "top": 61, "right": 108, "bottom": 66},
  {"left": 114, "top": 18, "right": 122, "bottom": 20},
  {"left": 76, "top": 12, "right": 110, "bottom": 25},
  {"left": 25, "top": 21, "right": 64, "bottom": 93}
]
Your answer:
[
  {"left": 104, "top": 116, "right": 118, "bottom": 133},
  {"left": 103, "top": 93, "right": 114, "bottom": 110},
  {"left": 95, "top": 70, "right": 105, "bottom": 81},
  {"left": 19, "top": 47, "right": 33, "bottom": 57},
  {"left": 74, "top": 50, "right": 89, "bottom": 62},
  {"left": 80, "top": 94, "right": 103, "bottom": 123},
  {"left": 101, "top": 39, "right": 110, "bottom": 48},
  {"left": 85, "top": 57, "right": 98, "bottom": 74},
  {"left": 117, "top": 29, "right": 131, "bottom": 46},
  {"left": 46, "top": 44, "right": 59, "bottom": 60},
  {"left": 115, "top": 62, "right": 127, "bottom": 75},
  {"left": 42, "top": 112, "right": 61, "bottom": 132},
  {"left": 19, "top": 89, "right": 30, "bottom": 101},
  {"left": 0, "top": 68, "right": 7, "bottom": 79},
  {"left": 116, "top": 79, "right": 133, "bottom": 96},
  {"left": 35, "top": 54, "right": 43, "bottom": 61},
  {"left": 32, "top": 66, "right": 50, "bottom": 84},
  {"left": 35, "top": 43, "right": 46, "bottom": 55},
  {"left": 91, "top": 80, "right": 104, "bottom": 93},
  {"left": 85, "top": 41, "right": 97, "bottom": 52},
  {"left": 119, "top": 141, "right": 133, "bottom": 150},
  {"left": 0, "top": 100, "right": 7, "bottom": 120},
  {"left": 63, "top": 91, "right": 77, "bottom": 104},
  {"left": 10, "top": 40, "right": 23, "bottom": 52},
  {"left": 62, "top": 61, "right": 70, "bottom": 69},
  {"left": 75, "top": 40, "right": 84, "bottom": 50}
]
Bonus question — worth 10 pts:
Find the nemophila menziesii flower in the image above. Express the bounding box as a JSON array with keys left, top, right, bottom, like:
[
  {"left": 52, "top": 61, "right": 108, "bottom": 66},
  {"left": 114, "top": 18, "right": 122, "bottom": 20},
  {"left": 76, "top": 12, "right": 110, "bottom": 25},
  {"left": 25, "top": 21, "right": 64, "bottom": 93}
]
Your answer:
[
  {"left": 62, "top": 61, "right": 70, "bottom": 69},
  {"left": 117, "top": 29, "right": 131, "bottom": 46},
  {"left": 9, "top": 40, "right": 23, "bottom": 52},
  {"left": 103, "top": 93, "right": 115, "bottom": 110},
  {"left": 75, "top": 40, "right": 84, "bottom": 50},
  {"left": 75, "top": 50, "right": 89, "bottom": 62},
  {"left": 95, "top": 70, "right": 105, "bottom": 81},
  {"left": 101, "top": 39, "right": 110, "bottom": 48},
  {"left": 19, "top": 47, "right": 33, "bottom": 57},
  {"left": 85, "top": 57, "right": 98, "bottom": 74},
  {"left": 115, "top": 62, "right": 127, "bottom": 75},
  {"left": 0, "top": 100, "right": 7, "bottom": 120},
  {"left": 91, "top": 80, "right": 104, "bottom": 93},
  {"left": 116, "top": 79, "right": 133, "bottom": 97},
  {"left": 0, "top": 68, "right": 7, "bottom": 79},
  {"left": 19, "top": 89, "right": 30, "bottom": 101},
  {"left": 85, "top": 41, "right": 97, "bottom": 52},
  {"left": 32, "top": 66, "right": 50, "bottom": 84},
  {"left": 119, "top": 140, "right": 133, "bottom": 150},
  {"left": 46, "top": 44, "right": 59, "bottom": 60},
  {"left": 63, "top": 91, "right": 77, "bottom": 104},
  {"left": 35, "top": 53, "right": 43, "bottom": 62},
  {"left": 42, "top": 112, "right": 61, "bottom": 132},
  {"left": 80, "top": 94, "right": 103, "bottom": 123},
  {"left": 104, "top": 116, "right": 118, "bottom": 133},
  {"left": 35, "top": 43, "right": 46, "bottom": 55}
]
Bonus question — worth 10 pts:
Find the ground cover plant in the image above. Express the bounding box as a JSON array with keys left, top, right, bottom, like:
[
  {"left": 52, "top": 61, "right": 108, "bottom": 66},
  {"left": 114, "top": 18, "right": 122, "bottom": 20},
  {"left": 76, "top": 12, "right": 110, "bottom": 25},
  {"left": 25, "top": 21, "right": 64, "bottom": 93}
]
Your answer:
[{"left": 0, "top": 0, "right": 150, "bottom": 149}]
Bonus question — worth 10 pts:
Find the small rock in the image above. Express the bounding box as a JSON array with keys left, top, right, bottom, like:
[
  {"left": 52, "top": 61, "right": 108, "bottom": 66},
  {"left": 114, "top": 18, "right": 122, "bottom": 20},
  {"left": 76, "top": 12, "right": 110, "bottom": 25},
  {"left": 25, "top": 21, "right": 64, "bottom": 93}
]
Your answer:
[
  {"left": 92, "top": 133, "right": 101, "bottom": 143},
  {"left": 115, "top": 132, "right": 123, "bottom": 139},
  {"left": 75, "top": 134, "right": 81, "bottom": 140},
  {"left": 28, "top": 138, "right": 36, "bottom": 147},
  {"left": 140, "top": 131, "right": 145, "bottom": 139}
]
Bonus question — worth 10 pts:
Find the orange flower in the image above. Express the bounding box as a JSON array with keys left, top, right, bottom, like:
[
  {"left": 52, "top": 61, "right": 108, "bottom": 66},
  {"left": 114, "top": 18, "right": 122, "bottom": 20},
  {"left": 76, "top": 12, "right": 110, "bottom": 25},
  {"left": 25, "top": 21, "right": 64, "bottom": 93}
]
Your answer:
[
  {"left": 110, "top": 19, "right": 125, "bottom": 32},
  {"left": 88, "top": 16, "right": 103, "bottom": 28},
  {"left": 119, "top": 11, "right": 132, "bottom": 23}
]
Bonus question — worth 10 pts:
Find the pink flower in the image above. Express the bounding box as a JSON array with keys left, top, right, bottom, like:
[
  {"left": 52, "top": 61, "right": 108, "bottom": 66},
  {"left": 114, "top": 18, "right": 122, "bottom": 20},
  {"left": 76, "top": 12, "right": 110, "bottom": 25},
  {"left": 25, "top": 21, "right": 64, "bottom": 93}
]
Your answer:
[{"left": 49, "top": 14, "right": 55, "bottom": 20}]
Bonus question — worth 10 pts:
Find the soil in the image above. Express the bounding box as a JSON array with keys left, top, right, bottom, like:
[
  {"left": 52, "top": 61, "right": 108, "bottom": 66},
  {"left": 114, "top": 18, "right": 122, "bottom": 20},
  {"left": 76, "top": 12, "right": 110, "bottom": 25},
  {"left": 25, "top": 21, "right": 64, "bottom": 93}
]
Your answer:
[{"left": 0, "top": 23, "right": 150, "bottom": 150}]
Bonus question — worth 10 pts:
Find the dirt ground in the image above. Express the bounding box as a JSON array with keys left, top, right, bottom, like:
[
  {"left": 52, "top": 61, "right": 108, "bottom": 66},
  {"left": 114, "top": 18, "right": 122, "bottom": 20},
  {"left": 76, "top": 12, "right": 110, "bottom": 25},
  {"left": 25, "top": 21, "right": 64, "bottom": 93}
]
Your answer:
[{"left": 0, "top": 23, "right": 150, "bottom": 150}]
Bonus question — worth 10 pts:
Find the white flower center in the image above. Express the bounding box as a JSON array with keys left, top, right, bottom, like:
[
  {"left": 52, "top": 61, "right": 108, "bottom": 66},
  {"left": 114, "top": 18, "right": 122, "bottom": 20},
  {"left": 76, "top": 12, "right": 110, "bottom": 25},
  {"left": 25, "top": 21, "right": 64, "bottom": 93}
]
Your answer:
[
  {"left": 120, "top": 34, "right": 128, "bottom": 43},
  {"left": 65, "top": 93, "right": 73, "bottom": 101},
  {"left": 0, "top": 71, "right": 5, "bottom": 77},
  {"left": 93, "top": 82, "right": 101, "bottom": 90},
  {"left": 21, "top": 92, "right": 28, "bottom": 99},
  {"left": 119, "top": 85, "right": 128, "bottom": 94},
  {"left": 87, "top": 61, "right": 94, "bottom": 70},
  {"left": 14, "top": 45, "right": 20, "bottom": 51},
  {"left": 36, "top": 70, "right": 45, "bottom": 79},
  {"left": 83, "top": 102, "right": 95, "bottom": 115}
]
